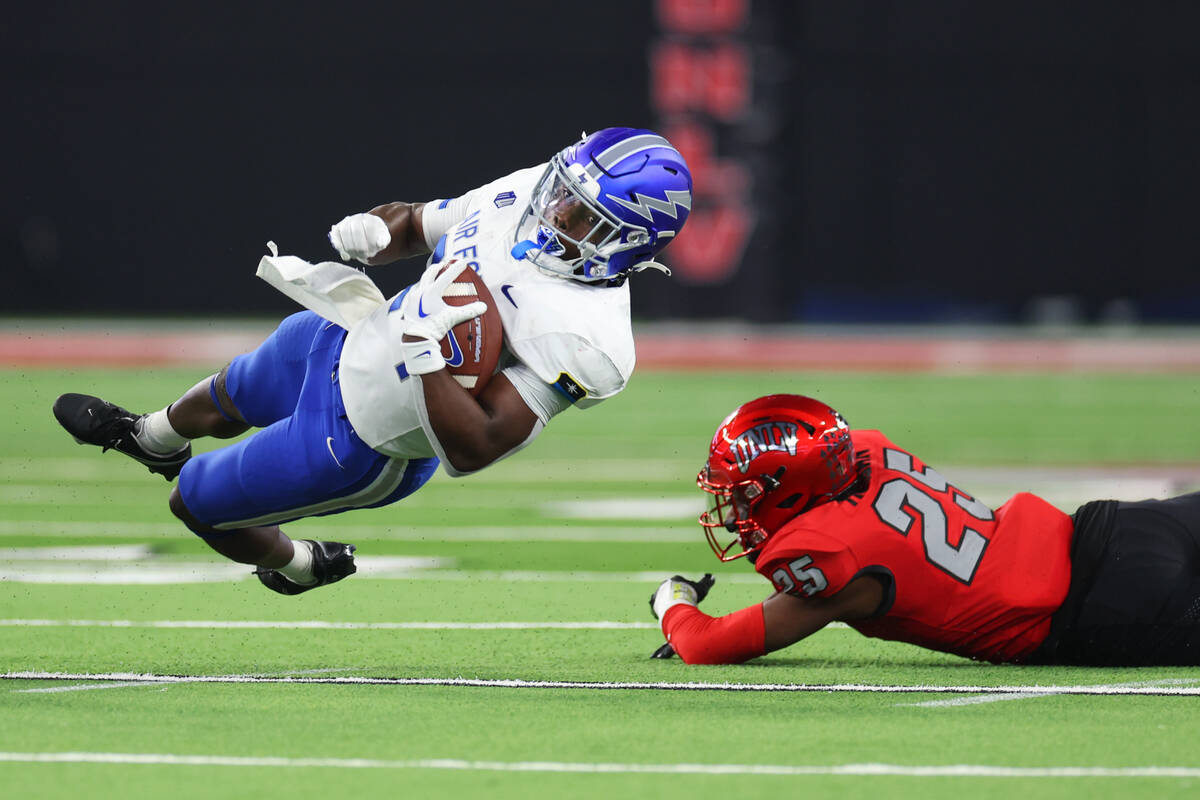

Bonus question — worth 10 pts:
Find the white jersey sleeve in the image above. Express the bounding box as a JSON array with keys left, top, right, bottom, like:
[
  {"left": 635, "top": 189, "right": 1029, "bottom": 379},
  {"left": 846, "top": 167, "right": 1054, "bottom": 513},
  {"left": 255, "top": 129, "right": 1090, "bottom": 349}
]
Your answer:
[
  {"left": 507, "top": 331, "right": 629, "bottom": 410},
  {"left": 421, "top": 194, "right": 477, "bottom": 250},
  {"left": 420, "top": 163, "right": 546, "bottom": 252},
  {"left": 494, "top": 270, "right": 636, "bottom": 410}
]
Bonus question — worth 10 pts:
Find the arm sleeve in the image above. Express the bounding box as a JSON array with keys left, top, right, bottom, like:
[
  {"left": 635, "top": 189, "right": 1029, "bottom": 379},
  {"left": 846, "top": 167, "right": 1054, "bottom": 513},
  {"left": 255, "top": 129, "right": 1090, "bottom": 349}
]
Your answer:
[
  {"left": 420, "top": 194, "right": 477, "bottom": 250},
  {"left": 501, "top": 362, "right": 573, "bottom": 425},
  {"left": 422, "top": 163, "right": 548, "bottom": 250},
  {"left": 661, "top": 603, "right": 767, "bottom": 665}
]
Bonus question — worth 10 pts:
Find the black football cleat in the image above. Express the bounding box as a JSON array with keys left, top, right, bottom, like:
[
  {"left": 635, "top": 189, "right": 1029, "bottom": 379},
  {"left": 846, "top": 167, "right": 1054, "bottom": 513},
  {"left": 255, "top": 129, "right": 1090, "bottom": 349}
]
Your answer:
[
  {"left": 255, "top": 540, "right": 357, "bottom": 596},
  {"left": 53, "top": 393, "right": 192, "bottom": 481},
  {"left": 650, "top": 642, "right": 677, "bottom": 659}
]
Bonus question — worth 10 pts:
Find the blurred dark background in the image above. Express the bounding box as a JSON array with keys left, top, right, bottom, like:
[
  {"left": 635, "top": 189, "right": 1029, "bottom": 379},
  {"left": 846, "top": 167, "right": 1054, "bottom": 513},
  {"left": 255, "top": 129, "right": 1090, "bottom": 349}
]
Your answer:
[{"left": 5, "top": 1, "right": 1199, "bottom": 324}]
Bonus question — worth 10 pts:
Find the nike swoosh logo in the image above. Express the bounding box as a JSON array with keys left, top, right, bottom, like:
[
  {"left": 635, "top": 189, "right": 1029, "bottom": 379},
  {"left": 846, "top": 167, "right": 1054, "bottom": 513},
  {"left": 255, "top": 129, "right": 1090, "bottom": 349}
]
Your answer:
[
  {"left": 326, "top": 437, "right": 344, "bottom": 470},
  {"left": 418, "top": 296, "right": 430, "bottom": 317},
  {"left": 444, "top": 330, "right": 464, "bottom": 368},
  {"left": 500, "top": 284, "right": 518, "bottom": 308}
]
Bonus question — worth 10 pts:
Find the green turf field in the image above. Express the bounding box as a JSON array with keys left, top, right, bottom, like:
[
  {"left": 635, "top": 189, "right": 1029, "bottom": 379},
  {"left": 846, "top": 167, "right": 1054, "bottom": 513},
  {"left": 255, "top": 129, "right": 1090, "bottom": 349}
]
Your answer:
[{"left": 3, "top": 367, "right": 1200, "bottom": 798}]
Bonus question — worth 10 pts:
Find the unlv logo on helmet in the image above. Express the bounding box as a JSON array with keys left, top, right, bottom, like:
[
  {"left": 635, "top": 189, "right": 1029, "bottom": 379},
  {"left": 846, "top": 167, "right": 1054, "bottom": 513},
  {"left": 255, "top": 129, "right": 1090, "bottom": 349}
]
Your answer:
[{"left": 730, "top": 422, "right": 800, "bottom": 473}]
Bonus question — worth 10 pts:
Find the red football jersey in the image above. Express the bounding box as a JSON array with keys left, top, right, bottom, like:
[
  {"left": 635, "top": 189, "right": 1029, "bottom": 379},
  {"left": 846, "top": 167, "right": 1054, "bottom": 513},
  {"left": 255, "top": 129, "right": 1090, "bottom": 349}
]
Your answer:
[{"left": 754, "top": 430, "right": 1074, "bottom": 662}]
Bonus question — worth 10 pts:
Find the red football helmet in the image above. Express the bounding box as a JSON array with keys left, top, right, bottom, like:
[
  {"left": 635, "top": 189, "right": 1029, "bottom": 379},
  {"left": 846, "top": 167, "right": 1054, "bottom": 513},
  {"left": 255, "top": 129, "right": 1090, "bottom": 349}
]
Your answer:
[{"left": 697, "top": 394, "right": 858, "bottom": 562}]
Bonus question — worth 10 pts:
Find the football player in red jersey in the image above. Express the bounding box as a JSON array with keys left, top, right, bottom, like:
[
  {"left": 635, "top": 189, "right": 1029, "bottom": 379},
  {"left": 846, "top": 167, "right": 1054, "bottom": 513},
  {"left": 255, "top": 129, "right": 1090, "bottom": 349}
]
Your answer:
[{"left": 649, "top": 394, "right": 1200, "bottom": 666}]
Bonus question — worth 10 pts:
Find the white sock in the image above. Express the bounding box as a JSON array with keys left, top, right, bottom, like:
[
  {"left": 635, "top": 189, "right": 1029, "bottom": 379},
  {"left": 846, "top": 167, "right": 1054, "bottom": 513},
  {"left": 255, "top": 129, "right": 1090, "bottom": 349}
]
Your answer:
[
  {"left": 275, "top": 539, "right": 317, "bottom": 585},
  {"left": 135, "top": 407, "right": 190, "bottom": 454}
]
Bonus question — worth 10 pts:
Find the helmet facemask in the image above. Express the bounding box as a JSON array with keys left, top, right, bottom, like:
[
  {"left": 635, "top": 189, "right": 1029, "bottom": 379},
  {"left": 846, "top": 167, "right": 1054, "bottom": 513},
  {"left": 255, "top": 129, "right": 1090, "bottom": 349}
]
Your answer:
[
  {"left": 697, "top": 470, "right": 781, "bottom": 562},
  {"left": 517, "top": 158, "right": 653, "bottom": 282}
]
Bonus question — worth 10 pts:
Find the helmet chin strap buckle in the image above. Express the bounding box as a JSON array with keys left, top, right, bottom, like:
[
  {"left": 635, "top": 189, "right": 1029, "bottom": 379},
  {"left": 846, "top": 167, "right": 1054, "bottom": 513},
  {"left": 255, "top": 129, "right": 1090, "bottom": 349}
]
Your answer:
[{"left": 628, "top": 260, "right": 672, "bottom": 277}]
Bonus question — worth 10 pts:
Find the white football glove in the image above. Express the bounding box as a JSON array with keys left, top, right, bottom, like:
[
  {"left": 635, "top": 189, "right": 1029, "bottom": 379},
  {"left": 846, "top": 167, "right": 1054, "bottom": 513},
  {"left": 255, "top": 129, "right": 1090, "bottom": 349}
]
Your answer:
[
  {"left": 396, "top": 259, "right": 487, "bottom": 377},
  {"left": 649, "top": 573, "right": 716, "bottom": 621},
  {"left": 328, "top": 212, "right": 392, "bottom": 264}
]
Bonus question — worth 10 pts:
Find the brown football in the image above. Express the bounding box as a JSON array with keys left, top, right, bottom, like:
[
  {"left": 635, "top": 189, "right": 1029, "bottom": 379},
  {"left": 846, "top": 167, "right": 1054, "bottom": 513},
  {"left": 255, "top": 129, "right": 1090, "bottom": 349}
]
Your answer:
[{"left": 437, "top": 262, "right": 503, "bottom": 396}]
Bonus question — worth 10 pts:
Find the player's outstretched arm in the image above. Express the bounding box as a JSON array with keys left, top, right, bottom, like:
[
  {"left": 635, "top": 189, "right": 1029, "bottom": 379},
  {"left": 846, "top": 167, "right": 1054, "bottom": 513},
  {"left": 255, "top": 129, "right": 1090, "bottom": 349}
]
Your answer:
[
  {"left": 650, "top": 574, "right": 884, "bottom": 664},
  {"left": 329, "top": 202, "right": 430, "bottom": 266},
  {"left": 760, "top": 576, "right": 883, "bottom": 652}
]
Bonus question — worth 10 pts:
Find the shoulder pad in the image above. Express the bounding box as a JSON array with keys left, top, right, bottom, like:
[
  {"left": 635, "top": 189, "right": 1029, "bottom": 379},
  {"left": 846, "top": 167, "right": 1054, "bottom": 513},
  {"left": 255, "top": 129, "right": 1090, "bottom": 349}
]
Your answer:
[{"left": 513, "top": 333, "right": 629, "bottom": 407}]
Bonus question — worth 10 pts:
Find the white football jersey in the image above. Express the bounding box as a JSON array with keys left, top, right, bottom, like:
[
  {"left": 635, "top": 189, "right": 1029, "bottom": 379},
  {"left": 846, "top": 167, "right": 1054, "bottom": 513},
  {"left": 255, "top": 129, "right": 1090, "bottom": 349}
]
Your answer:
[{"left": 337, "top": 164, "right": 636, "bottom": 466}]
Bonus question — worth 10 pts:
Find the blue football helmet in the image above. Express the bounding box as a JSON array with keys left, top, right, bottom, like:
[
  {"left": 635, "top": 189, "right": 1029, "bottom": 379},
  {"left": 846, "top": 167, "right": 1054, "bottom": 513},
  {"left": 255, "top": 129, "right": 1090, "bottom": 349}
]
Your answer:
[{"left": 514, "top": 127, "right": 693, "bottom": 283}]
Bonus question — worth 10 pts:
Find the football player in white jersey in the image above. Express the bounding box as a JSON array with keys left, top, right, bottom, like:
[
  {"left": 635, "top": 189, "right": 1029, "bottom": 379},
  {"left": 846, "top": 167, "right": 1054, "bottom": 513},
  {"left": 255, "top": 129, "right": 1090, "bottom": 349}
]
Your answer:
[{"left": 53, "top": 128, "right": 693, "bottom": 595}]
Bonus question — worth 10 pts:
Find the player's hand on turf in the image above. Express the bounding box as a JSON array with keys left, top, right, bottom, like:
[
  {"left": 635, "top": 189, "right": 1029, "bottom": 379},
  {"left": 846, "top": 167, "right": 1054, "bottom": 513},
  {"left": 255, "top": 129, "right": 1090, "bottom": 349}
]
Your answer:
[
  {"left": 649, "top": 573, "right": 715, "bottom": 620},
  {"left": 396, "top": 259, "right": 487, "bottom": 376},
  {"left": 329, "top": 212, "right": 392, "bottom": 264},
  {"left": 648, "top": 574, "right": 713, "bottom": 659}
]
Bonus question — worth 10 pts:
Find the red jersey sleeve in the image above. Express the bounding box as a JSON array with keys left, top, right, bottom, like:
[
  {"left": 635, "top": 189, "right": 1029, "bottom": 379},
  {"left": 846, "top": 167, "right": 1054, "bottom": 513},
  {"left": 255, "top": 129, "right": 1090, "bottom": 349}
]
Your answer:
[{"left": 755, "top": 528, "right": 861, "bottom": 600}]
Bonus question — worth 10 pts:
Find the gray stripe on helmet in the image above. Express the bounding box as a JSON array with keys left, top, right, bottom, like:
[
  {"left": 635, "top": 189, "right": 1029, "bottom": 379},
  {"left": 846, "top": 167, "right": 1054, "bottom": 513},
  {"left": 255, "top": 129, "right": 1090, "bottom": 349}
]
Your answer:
[{"left": 583, "top": 134, "right": 674, "bottom": 180}]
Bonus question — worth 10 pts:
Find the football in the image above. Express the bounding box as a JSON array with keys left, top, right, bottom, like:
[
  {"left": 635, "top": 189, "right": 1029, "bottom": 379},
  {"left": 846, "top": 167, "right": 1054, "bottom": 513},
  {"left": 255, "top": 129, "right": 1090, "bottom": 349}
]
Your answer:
[{"left": 438, "top": 263, "right": 503, "bottom": 395}]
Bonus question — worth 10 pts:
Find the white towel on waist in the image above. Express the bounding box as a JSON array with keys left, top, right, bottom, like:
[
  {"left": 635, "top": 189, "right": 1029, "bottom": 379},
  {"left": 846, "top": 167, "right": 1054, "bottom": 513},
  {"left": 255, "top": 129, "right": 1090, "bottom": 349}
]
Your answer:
[{"left": 255, "top": 241, "right": 386, "bottom": 330}]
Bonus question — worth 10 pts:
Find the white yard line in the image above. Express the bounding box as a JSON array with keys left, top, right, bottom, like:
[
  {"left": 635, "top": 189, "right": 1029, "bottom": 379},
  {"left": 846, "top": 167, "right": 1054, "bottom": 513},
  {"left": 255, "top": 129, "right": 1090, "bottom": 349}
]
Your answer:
[
  {"left": 900, "top": 678, "right": 1200, "bottom": 707},
  {"left": 0, "top": 563, "right": 254, "bottom": 584},
  {"left": 542, "top": 498, "right": 701, "bottom": 520},
  {"left": 900, "top": 691, "right": 1050, "bottom": 707},
  {"left": 0, "top": 751, "right": 1196, "bottom": 778},
  {"left": 13, "top": 681, "right": 165, "bottom": 694},
  {"left": 0, "top": 554, "right": 452, "bottom": 584},
  {"left": 0, "top": 557, "right": 767, "bottom": 584},
  {"left": 0, "top": 456, "right": 694, "bottom": 484},
  {"left": 5, "top": 671, "right": 1200, "bottom": 696},
  {"left": 0, "top": 619, "right": 659, "bottom": 630},
  {"left": 0, "top": 521, "right": 177, "bottom": 538},
  {"left": 0, "top": 520, "right": 696, "bottom": 542},
  {"left": 358, "top": 569, "right": 764, "bottom": 584},
  {"left": 11, "top": 667, "right": 358, "bottom": 694},
  {"left": 0, "top": 545, "right": 155, "bottom": 560}
]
